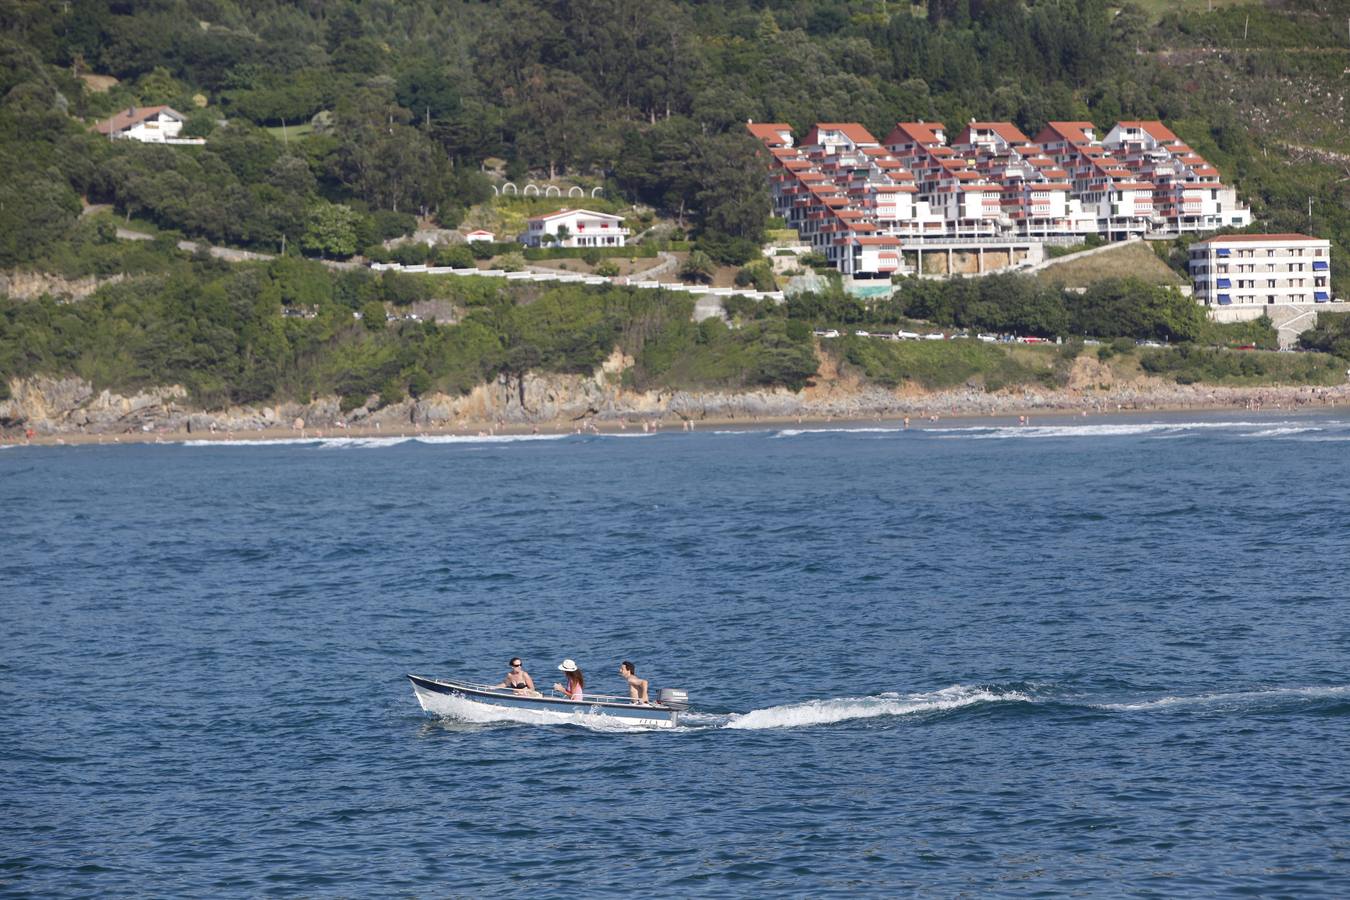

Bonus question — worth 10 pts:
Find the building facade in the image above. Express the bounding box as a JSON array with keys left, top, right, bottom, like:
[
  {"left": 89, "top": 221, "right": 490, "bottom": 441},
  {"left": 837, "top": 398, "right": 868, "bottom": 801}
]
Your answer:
[
  {"left": 748, "top": 119, "right": 1253, "bottom": 276},
  {"left": 92, "top": 106, "right": 201, "bottom": 144},
  {"left": 1190, "top": 233, "right": 1333, "bottom": 308},
  {"left": 521, "top": 209, "right": 628, "bottom": 248}
]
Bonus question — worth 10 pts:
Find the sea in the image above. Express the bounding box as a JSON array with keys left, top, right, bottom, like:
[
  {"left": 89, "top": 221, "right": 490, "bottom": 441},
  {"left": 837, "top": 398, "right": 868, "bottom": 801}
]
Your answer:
[{"left": 3, "top": 411, "right": 1349, "bottom": 897}]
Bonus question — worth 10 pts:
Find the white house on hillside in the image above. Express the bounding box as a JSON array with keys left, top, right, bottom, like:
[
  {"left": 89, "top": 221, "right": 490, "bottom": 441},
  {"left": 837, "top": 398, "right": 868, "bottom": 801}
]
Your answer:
[
  {"left": 464, "top": 229, "right": 495, "bottom": 243},
  {"left": 521, "top": 209, "right": 628, "bottom": 248},
  {"left": 92, "top": 106, "right": 203, "bottom": 144}
]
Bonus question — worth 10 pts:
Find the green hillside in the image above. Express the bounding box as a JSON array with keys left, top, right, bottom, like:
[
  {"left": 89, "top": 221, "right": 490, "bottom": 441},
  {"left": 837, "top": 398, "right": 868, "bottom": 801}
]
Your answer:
[{"left": 2, "top": 0, "right": 1349, "bottom": 403}]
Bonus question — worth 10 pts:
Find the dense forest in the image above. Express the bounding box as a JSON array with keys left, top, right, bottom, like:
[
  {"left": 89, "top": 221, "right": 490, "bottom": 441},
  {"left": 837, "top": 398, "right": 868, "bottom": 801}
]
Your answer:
[{"left": 2, "top": 0, "right": 1350, "bottom": 407}]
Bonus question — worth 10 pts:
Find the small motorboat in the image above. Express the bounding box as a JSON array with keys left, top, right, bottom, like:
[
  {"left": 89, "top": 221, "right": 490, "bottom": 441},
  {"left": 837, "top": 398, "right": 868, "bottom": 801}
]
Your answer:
[{"left": 407, "top": 674, "right": 689, "bottom": 729}]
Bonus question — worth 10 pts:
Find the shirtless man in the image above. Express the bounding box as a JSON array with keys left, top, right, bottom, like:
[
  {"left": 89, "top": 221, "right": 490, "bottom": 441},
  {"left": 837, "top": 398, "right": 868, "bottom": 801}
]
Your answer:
[{"left": 619, "top": 661, "right": 649, "bottom": 704}]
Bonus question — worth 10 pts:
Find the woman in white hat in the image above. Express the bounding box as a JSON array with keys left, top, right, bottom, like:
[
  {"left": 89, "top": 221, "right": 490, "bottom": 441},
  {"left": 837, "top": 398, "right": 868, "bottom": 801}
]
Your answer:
[{"left": 553, "top": 659, "right": 585, "bottom": 701}]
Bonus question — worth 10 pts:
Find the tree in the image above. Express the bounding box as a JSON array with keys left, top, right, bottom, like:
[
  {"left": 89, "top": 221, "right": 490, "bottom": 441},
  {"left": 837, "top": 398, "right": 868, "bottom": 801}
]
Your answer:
[
  {"left": 691, "top": 132, "right": 771, "bottom": 243},
  {"left": 301, "top": 202, "right": 359, "bottom": 258},
  {"left": 680, "top": 250, "right": 715, "bottom": 283}
]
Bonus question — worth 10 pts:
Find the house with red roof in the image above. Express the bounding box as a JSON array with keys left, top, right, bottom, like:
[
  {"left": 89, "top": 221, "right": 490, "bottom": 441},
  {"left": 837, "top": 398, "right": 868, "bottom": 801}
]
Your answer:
[
  {"left": 91, "top": 106, "right": 202, "bottom": 144},
  {"left": 521, "top": 209, "right": 628, "bottom": 248},
  {"left": 747, "top": 118, "right": 1252, "bottom": 274}
]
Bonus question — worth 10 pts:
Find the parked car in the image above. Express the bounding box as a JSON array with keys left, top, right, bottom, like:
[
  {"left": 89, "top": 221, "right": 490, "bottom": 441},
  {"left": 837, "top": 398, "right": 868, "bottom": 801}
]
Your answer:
[
  {"left": 923, "top": 332, "right": 945, "bottom": 341},
  {"left": 813, "top": 329, "right": 840, "bottom": 338},
  {"left": 897, "top": 330, "right": 920, "bottom": 340},
  {"left": 854, "top": 330, "right": 870, "bottom": 337},
  {"left": 977, "top": 333, "right": 998, "bottom": 343}
]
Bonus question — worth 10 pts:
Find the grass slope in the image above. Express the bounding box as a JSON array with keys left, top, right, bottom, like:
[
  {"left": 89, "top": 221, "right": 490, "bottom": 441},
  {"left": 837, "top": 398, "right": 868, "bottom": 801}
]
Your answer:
[{"left": 1037, "top": 242, "right": 1184, "bottom": 289}]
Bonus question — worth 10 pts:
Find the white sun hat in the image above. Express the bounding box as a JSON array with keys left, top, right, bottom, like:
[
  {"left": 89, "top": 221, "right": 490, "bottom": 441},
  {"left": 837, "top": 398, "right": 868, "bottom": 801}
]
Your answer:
[{"left": 558, "top": 659, "right": 579, "bottom": 672}]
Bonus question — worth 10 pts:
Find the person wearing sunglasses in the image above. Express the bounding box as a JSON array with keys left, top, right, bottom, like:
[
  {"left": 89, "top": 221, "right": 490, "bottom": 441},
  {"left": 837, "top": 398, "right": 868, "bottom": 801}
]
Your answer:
[{"left": 495, "top": 657, "right": 537, "bottom": 695}]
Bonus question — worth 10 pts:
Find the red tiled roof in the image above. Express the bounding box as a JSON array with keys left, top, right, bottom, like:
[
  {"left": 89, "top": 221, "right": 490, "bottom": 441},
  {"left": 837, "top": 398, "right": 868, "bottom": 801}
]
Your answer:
[
  {"left": 1033, "top": 121, "right": 1097, "bottom": 146},
  {"left": 1116, "top": 121, "right": 1180, "bottom": 143},
  {"left": 803, "top": 123, "right": 878, "bottom": 146},
  {"left": 92, "top": 105, "right": 183, "bottom": 135},
  {"left": 526, "top": 208, "right": 623, "bottom": 223},
  {"left": 885, "top": 122, "right": 947, "bottom": 147},
  {"left": 953, "top": 122, "right": 1031, "bottom": 146},
  {"left": 747, "top": 122, "right": 794, "bottom": 146}
]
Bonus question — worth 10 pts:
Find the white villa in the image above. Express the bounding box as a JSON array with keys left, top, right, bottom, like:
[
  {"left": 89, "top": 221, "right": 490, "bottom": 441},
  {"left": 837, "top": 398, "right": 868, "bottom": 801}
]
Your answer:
[
  {"left": 1190, "top": 233, "right": 1333, "bottom": 310},
  {"left": 521, "top": 209, "right": 628, "bottom": 248},
  {"left": 92, "top": 106, "right": 203, "bottom": 144},
  {"left": 464, "top": 229, "right": 495, "bottom": 243}
]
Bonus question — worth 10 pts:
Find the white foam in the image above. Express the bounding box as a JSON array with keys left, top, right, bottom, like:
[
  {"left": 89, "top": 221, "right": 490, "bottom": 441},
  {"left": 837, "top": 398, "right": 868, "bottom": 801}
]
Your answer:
[
  {"left": 772, "top": 427, "right": 900, "bottom": 438},
  {"left": 414, "top": 686, "right": 671, "bottom": 731},
  {"left": 1097, "top": 684, "right": 1350, "bottom": 712},
  {"left": 931, "top": 420, "right": 1308, "bottom": 440},
  {"left": 722, "top": 685, "right": 1029, "bottom": 730},
  {"left": 1241, "top": 426, "right": 1325, "bottom": 438}
]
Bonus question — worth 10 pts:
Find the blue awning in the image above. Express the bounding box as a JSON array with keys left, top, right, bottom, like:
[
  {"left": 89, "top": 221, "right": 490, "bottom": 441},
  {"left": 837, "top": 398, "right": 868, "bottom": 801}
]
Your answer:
[
  {"left": 1313, "top": 261, "right": 1329, "bottom": 271},
  {"left": 1216, "top": 248, "right": 1231, "bottom": 257},
  {"left": 1315, "top": 292, "right": 1330, "bottom": 302},
  {"left": 1218, "top": 294, "right": 1232, "bottom": 305},
  {"left": 1216, "top": 278, "right": 1231, "bottom": 288}
]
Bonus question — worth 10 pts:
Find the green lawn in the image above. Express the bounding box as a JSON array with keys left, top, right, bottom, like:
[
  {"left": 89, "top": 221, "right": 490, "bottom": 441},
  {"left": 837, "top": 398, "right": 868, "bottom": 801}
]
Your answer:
[
  {"left": 1128, "top": 0, "right": 1258, "bottom": 21},
  {"left": 264, "top": 122, "right": 313, "bottom": 142}
]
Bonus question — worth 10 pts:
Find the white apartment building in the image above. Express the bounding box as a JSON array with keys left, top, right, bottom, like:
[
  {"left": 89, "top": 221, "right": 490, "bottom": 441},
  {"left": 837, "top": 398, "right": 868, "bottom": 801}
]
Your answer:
[
  {"left": 521, "top": 209, "right": 628, "bottom": 248},
  {"left": 1190, "top": 234, "right": 1333, "bottom": 308},
  {"left": 750, "top": 119, "right": 1256, "bottom": 276}
]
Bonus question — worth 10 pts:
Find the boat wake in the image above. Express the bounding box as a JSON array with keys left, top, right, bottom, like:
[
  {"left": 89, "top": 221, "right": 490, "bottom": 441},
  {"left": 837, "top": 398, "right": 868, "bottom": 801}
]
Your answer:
[
  {"left": 413, "top": 681, "right": 1350, "bottom": 733},
  {"left": 719, "top": 684, "right": 1031, "bottom": 730},
  {"left": 1093, "top": 684, "right": 1350, "bottom": 713}
]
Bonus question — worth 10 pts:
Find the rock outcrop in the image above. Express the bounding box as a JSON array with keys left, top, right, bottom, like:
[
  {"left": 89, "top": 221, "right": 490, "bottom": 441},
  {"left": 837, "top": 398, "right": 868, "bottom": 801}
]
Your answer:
[{"left": 4, "top": 350, "right": 1348, "bottom": 437}]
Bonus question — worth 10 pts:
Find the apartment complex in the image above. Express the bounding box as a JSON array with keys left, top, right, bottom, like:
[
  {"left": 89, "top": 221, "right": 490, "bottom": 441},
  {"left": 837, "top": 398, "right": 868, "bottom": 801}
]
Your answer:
[
  {"left": 748, "top": 120, "right": 1251, "bottom": 276},
  {"left": 1190, "top": 234, "right": 1332, "bottom": 308}
]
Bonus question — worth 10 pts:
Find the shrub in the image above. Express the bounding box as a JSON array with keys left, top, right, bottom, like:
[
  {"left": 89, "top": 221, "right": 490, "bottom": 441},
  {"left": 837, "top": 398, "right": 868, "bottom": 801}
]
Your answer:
[
  {"left": 595, "top": 260, "right": 620, "bottom": 277},
  {"left": 580, "top": 247, "right": 602, "bottom": 266},
  {"left": 391, "top": 242, "right": 429, "bottom": 265},
  {"left": 437, "top": 244, "right": 476, "bottom": 269},
  {"left": 360, "top": 300, "right": 386, "bottom": 330},
  {"left": 498, "top": 251, "right": 526, "bottom": 272}
]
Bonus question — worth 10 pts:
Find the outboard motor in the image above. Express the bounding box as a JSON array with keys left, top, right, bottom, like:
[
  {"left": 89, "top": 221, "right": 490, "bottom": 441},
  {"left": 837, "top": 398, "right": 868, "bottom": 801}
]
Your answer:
[{"left": 657, "top": 688, "right": 689, "bottom": 710}]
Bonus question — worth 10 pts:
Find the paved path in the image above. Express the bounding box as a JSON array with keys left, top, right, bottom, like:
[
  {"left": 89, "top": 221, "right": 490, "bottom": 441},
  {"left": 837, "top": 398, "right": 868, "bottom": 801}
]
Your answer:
[{"left": 115, "top": 228, "right": 357, "bottom": 268}]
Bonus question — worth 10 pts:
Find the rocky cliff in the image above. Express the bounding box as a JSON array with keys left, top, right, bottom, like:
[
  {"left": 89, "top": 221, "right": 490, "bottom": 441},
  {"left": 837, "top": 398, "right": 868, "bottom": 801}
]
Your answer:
[{"left": 4, "top": 349, "right": 1346, "bottom": 436}]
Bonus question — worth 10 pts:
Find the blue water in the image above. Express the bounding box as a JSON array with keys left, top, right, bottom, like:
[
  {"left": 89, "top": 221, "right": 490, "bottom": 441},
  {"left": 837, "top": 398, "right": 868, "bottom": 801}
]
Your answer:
[{"left": 3, "top": 414, "right": 1349, "bottom": 896}]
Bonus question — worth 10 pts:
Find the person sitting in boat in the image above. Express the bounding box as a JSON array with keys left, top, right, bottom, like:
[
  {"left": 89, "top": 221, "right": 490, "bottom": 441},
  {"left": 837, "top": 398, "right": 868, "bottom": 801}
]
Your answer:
[
  {"left": 495, "top": 657, "right": 538, "bottom": 695},
  {"left": 553, "top": 659, "right": 584, "bottom": 701},
  {"left": 619, "top": 661, "right": 649, "bottom": 704}
]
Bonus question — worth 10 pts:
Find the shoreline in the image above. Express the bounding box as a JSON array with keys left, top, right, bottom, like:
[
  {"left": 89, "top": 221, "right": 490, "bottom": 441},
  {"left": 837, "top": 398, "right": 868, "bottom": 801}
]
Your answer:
[{"left": 6, "top": 389, "right": 1347, "bottom": 447}]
